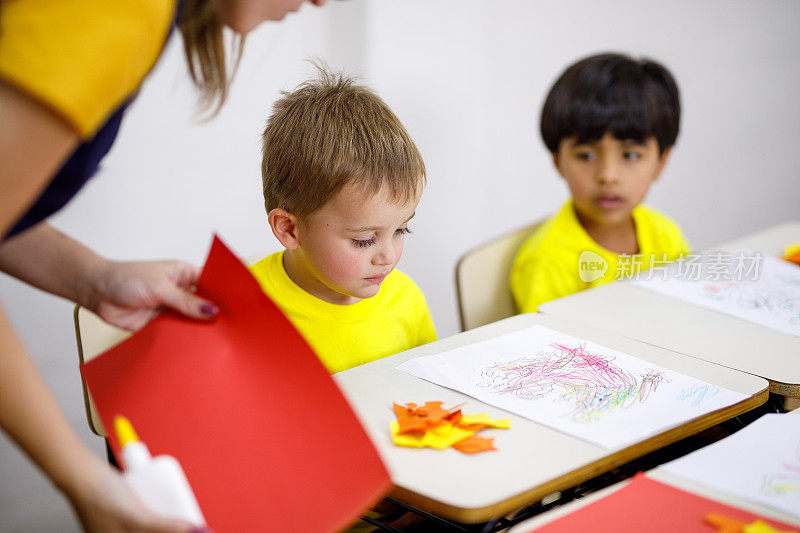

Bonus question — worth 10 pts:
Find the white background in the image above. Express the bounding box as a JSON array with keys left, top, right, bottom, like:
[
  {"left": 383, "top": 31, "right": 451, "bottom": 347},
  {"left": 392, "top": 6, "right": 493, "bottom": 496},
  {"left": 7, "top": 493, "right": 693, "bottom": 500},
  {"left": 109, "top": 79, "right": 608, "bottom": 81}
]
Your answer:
[{"left": 2, "top": 1, "right": 799, "bottom": 529}]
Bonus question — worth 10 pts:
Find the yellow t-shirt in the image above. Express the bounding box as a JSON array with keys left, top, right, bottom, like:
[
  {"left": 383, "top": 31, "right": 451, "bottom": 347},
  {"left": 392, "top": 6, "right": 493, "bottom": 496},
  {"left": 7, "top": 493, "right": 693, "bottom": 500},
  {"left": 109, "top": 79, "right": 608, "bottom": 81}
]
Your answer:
[
  {"left": 510, "top": 201, "right": 690, "bottom": 313},
  {"left": 0, "top": 0, "right": 175, "bottom": 138},
  {"left": 250, "top": 251, "right": 437, "bottom": 374}
]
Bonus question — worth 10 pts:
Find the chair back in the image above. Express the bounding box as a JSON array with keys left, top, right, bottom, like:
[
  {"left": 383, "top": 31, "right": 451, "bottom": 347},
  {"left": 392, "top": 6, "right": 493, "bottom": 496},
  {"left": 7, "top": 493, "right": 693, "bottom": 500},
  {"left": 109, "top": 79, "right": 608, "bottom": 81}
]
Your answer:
[
  {"left": 455, "top": 222, "right": 542, "bottom": 331},
  {"left": 74, "top": 306, "right": 131, "bottom": 436}
]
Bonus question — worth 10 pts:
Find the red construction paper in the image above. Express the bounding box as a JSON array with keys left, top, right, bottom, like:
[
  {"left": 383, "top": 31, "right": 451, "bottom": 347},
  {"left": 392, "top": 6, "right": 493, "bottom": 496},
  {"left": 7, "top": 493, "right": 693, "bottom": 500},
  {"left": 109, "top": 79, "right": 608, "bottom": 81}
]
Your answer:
[
  {"left": 527, "top": 474, "right": 798, "bottom": 533},
  {"left": 81, "top": 236, "right": 390, "bottom": 533}
]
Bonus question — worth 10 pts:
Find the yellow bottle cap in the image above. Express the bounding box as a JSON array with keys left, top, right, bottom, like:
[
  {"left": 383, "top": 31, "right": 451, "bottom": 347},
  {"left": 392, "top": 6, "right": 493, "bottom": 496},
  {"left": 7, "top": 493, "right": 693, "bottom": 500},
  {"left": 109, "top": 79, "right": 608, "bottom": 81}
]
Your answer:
[{"left": 114, "top": 415, "right": 140, "bottom": 447}]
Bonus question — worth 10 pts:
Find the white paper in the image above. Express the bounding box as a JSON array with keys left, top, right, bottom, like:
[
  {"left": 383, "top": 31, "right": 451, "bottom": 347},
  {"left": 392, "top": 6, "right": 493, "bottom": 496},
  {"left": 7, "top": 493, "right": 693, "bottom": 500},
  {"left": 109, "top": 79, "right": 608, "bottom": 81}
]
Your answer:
[
  {"left": 632, "top": 251, "right": 800, "bottom": 337},
  {"left": 661, "top": 413, "right": 800, "bottom": 518},
  {"left": 397, "top": 325, "right": 746, "bottom": 449}
]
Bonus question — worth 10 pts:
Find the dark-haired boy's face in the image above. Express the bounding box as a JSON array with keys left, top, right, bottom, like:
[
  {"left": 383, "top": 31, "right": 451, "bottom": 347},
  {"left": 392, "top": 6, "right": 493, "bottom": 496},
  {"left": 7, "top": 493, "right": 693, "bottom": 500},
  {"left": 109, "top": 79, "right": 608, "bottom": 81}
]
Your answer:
[{"left": 553, "top": 132, "right": 669, "bottom": 230}]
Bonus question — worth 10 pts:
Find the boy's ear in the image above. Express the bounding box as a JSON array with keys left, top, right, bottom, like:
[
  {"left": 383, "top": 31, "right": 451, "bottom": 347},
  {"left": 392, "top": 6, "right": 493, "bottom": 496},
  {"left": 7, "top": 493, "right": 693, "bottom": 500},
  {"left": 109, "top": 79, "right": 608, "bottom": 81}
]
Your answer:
[
  {"left": 653, "top": 147, "right": 673, "bottom": 182},
  {"left": 268, "top": 208, "right": 301, "bottom": 249},
  {"left": 551, "top": 152, "right": 566, "bottom": 179}
]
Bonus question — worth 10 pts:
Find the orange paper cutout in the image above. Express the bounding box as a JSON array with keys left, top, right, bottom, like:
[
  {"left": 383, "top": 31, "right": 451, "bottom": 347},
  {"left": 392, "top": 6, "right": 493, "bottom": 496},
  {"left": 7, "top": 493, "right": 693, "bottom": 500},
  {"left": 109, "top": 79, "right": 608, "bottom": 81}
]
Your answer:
[
  {"left": 393, "top": 401, "right": 463, "bottom": 435},
  {"left": 706, "top": 513, "right": 747, "bottom": 533},
  {"left": 784, "top": 244, "right": 800, "bottom": 266},
  {"left": 393, "top": 403, "right": 428, "bottom": 435},
  {"left": 452, "top": 436, "right": 497, "bottom": 454},
  {"left": 391, "top": 401, "right": 509, "bottom": 454},
  {"left": 444, "top": 409, "right": 463, "bottom": 425},
  {"left": 456, "top": 423, "right": 487, "bottom": 432}
]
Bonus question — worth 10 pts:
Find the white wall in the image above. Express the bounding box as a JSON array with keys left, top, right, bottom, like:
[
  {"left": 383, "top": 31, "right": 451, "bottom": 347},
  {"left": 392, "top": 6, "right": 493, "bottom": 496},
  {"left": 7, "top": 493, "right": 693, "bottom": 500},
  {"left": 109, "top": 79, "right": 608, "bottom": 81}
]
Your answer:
[
  {"left": 2, "top": 1, "right": 798, "bottom": 529},
  {"left": 363, "top": 0, "right": 800, "bottom": 335}
]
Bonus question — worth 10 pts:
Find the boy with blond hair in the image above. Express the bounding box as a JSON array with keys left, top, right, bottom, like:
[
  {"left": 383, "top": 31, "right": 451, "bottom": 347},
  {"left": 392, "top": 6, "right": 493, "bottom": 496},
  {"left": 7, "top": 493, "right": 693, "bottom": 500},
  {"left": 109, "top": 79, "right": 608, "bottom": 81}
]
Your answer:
[
  {"left": 251, "top": 68, "right": 436, "bottom": 373},
  {"left": 511, "top": 53, "right": 691, "bottom": 312}
]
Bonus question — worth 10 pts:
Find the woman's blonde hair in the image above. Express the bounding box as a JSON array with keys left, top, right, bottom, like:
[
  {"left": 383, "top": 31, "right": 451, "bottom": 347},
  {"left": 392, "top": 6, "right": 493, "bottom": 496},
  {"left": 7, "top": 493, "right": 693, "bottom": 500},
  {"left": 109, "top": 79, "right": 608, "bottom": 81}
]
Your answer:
[
  {"left": 178, "top": 0, "right": 244, "bottom": 115},
  {"left": 262, "top": 67, "right": 426, "bottom": 219}
]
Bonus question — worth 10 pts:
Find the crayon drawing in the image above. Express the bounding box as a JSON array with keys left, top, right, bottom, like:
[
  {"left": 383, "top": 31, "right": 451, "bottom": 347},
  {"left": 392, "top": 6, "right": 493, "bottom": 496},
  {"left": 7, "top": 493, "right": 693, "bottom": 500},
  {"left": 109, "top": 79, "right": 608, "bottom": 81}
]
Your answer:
[
  {"left": 762, "top": 441, "right": 800, "bottom": 495},
  {"left": 702, "top": 280, "right": 800, "bottom": 326},
  {"left": 633, "top": 252, "right": 800, "bottom": 336},
  {"left": 662, "top": 414, "right": 800, "bottom": 519},
  {"left": 397, "top": 325, "right": 746, "bottom": 449},
  {"left": 677, "top": 383, "right": 720, "bottom": 407},
  {"left": 474, "top": 342, "right": 669, "bottom": 423}
]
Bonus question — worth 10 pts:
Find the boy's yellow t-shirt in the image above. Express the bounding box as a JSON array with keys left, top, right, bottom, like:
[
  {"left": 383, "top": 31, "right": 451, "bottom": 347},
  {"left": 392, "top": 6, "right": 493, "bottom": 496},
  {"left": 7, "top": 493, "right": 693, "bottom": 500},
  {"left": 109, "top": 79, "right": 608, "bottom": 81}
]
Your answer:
[
  {"left": 510, "top": 200, "right": 690, "bottom": 313},
  {"left": 250, "top": 251, "right": 437, "bottom": 374}
]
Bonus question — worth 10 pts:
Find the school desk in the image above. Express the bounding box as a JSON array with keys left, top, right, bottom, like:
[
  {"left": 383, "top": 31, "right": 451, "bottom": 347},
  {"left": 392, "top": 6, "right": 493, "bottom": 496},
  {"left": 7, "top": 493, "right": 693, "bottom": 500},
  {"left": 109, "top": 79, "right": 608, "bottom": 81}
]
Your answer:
[
  {"left": 539, "top": 222, "right": 800, "bottom": 397},
  {"left": 332, "top": 313, "right": 768, "bottom": 524},
  {"left": 506, "top": 469, "right": 800, "bottom": 532}
]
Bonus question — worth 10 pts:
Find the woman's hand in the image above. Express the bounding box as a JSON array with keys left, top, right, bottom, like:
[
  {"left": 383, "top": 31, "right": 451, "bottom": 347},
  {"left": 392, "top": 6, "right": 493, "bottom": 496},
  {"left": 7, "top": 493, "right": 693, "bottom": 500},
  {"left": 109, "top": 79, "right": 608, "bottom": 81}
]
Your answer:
[
  {"left": 68, "top": 454, "right": 201, "bottom": 533},
  {"left": 0, "top": 224, "right": 218, "bottom": 331},
  {"left": 0, "top": 308, "right": 209, "bottom": 533},
  {"left": 86, "top": 259, "right": 218, "bottom": 331}
]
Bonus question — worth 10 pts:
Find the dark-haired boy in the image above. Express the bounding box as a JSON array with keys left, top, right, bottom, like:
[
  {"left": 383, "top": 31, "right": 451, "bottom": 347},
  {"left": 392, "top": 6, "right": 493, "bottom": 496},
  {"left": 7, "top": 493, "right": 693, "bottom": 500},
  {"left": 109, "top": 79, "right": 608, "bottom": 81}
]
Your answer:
[{"left": 511, "top": 53, "right": 690, "bottom": 312}]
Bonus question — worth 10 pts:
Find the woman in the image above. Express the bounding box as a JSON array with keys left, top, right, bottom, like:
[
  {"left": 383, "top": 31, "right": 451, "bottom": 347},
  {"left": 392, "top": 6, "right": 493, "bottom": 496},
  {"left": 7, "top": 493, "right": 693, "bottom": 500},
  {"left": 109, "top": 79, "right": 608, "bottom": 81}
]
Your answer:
[{"left": 0, "top": 1, "right": 326, "bottom": 531}]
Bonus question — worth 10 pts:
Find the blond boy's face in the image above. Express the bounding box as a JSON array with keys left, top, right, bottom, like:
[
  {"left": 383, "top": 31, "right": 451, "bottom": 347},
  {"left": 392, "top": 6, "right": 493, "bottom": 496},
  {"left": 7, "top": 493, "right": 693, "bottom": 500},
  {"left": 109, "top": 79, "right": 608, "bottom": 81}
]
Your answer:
[
  {"left": 284, "top": 181, "right": 421, "bottom": 305},
  {"left": 554, "top": 131, "right": 669, "bottom": 229}
]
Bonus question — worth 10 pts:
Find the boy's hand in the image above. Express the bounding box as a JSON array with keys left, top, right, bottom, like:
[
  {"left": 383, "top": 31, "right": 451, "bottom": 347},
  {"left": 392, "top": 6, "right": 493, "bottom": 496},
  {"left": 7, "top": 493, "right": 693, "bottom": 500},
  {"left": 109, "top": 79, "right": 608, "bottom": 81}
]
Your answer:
[{"left": 86, "top": 260, "right": 218, "bottom": 331}]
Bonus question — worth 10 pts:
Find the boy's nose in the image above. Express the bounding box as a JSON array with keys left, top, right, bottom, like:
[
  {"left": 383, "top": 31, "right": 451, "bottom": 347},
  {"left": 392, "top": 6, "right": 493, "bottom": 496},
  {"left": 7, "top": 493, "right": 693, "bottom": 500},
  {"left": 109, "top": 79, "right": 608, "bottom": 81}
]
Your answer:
[
  {"left": 372, "top": 242, "right": 396, "bottom": 266},
  {"left": 596, "top": 158, "right": 620, "bottom": 185}
]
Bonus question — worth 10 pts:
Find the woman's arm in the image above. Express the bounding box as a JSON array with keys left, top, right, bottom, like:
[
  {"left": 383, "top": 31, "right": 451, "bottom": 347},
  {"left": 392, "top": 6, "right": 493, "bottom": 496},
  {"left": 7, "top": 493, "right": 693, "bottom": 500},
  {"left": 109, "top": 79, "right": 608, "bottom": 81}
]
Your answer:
[
  {"left": 0, "top": 81, "right": 200, "bottom": 531},
  {"left": 1, "top": 79, "right": 218, "bottom": 329},
  {"left": 0, "top": 81, "right": 79, "bottom": 235},
  {"left": 0, "top": 307, "right": 193, "bottom": 532},
  {"left": 0, "top": 223, "right": 218, "bottom": 330}
]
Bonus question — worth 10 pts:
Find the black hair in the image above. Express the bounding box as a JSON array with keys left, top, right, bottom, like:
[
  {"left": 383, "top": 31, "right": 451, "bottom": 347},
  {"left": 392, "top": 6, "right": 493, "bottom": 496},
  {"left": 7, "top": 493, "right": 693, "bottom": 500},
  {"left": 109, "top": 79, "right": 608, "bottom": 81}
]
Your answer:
[{"left": 540, "top": 53, "right": 680, "bottom": 155}]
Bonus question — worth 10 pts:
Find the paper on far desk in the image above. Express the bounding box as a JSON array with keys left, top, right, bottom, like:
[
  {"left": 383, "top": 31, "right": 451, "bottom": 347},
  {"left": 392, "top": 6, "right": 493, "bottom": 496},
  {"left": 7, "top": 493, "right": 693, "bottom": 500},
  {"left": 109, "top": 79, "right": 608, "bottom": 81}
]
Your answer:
[
  {"left": 661, "top": 413, "right": 800, "bottom": 519},
  {"left": 524, "top": 474, "right": 799, "bottom": 533},
  {"left": 631, "top": 251, "right": 800, "bottom": 337},
  {"left": 397, "top": 325, "right": 746, "bottom": 449},
  {"left": 81, "top": 236, "right": 390, "bottom": 533}
]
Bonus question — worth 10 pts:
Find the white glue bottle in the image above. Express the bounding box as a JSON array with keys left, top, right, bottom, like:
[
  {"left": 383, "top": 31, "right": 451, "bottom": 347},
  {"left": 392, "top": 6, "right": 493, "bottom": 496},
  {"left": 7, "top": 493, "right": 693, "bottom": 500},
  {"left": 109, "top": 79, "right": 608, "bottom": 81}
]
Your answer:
[{"left": 114, "top": 415, "right": 206, "bottom": 527}]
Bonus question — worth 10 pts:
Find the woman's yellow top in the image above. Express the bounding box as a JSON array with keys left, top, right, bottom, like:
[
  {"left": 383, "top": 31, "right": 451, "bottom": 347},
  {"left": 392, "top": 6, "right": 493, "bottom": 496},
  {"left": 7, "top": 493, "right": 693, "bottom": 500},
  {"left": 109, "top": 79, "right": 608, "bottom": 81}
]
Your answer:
[{"left": 0, "top": 0, "right": 175, "bottom": 138}]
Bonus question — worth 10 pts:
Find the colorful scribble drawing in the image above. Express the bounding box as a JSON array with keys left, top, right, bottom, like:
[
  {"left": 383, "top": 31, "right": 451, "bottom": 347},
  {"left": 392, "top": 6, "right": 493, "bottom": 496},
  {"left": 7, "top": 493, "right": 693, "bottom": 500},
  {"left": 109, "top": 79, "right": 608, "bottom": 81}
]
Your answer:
[
  {"left": 761, "top": 441, "right": 800, "bottom": 495},
  {"left": 475, "top": 342, "right": 669, "bottom": 423},
  {"left": 702, "top": 280, "right": 800, "bottom": 325},
  {"left": 677, "top": 382, "right": 720, "bottom": 407}
]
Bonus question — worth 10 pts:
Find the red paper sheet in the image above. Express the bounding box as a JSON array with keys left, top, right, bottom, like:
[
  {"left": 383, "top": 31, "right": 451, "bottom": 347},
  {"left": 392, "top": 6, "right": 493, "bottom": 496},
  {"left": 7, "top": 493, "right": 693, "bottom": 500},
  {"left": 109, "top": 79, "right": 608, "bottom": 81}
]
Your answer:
[
  {"left": 81, "top": 236, "right": 390, "bottom": 532},
  {"left": 527, "top": 474, "right": 798, "bottom": 533}
]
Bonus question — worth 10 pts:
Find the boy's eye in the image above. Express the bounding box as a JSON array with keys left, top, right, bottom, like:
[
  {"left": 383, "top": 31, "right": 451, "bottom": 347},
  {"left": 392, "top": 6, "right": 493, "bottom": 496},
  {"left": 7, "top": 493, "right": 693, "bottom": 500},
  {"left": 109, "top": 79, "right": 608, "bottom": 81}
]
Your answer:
[
  {"left": 575, "top": 151, "right": 595, "bottom": 161},
  {"left": 623, "top": 151, "right": 641, "bottom": 161},
  {"left": 395, "top": 227, "right": 412, "bottom": 236},
  {"left": 353, "top": 237, "right": 376, "bottom": 248}
]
